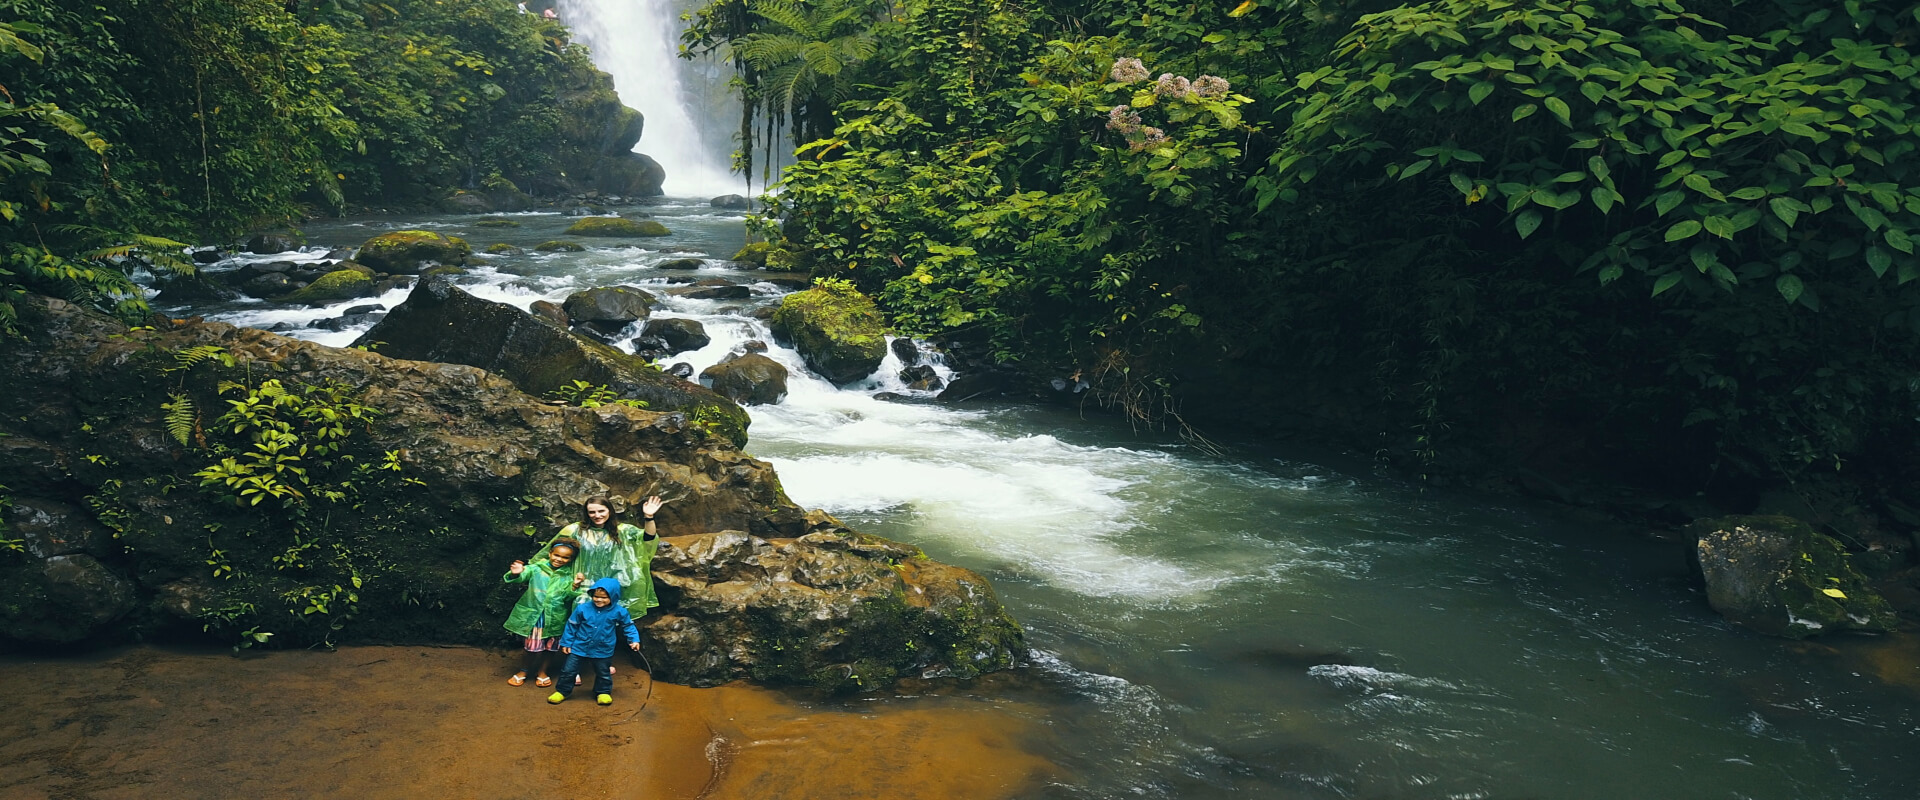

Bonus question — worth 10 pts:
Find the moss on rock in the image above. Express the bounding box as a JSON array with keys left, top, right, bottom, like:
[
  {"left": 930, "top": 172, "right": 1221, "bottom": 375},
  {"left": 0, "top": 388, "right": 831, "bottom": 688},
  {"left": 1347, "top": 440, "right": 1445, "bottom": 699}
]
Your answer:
[
  {"left": 564, "top": 217, "right": 670, "bottom": 237},
  {"left": 1693, "top": 515, "right": 1900, "bottom": 638},
  {"left": 279, "top": 269, "right": 375, "bottom": 306},
  {"left": 770, "top": 281, "right": 888, "bottom": 384},
  {"left": 355, "top": 230, "right": 471, "bottom": 275}
]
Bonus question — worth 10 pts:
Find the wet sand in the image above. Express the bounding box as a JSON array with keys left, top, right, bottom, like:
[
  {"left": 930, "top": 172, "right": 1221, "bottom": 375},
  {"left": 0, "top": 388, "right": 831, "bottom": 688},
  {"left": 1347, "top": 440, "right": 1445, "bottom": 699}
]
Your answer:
[{"left": 0, "top": 646, "right": 1057, "bottom": 799}]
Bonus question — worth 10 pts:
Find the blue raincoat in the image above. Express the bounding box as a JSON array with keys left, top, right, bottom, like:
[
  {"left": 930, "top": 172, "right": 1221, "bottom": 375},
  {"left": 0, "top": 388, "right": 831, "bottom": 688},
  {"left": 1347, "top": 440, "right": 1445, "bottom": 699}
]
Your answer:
[{"left": 558, "top": 578, "right": 640, "bottom": 658}]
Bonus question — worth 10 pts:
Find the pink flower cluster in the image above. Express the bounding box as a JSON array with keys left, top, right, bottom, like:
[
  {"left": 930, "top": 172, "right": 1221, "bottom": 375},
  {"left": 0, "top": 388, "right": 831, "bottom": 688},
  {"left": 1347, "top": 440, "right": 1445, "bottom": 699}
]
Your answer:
[
  {"left": 1110, "top": 57, "right": 1149, "bottom": 83},
  {"left": 1106, "top": 105, "right": 1168, "bottom": 152}
]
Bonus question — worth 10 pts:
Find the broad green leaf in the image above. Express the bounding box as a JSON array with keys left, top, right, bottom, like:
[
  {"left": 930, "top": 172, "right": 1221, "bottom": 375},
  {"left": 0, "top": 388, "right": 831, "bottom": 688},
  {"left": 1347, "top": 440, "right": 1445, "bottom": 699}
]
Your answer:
[
  {"left": 1652, "top": 272, "right": 1684, "bottom": 296},
  {"left": 1777, "top": 274, "right": 1804, "bottom": 303},
  {"left": 1769, "top": 197, "right": 1800, "bottom": 227},
  {"left": 1399, "top": 159, "right": 1433, "bottom": 179},
  {"left": 1579, "top": 82, "right": 1605, "bottom": 104},
  {"left": 1449, "top": 172, "right": 1474, "bottom": 196},
  {"left": 1889, "top": 228, "right": 1915, "bottom": 254},
  {"left": 1591, "top": 185, "right": 1616, "bottom": 214},
  {"left": 1867, "top": 245, "right": 1892, "bottom": 277},
  {"left": 1665, "top": 219, "right": 1702, "bottom": 241},
  {"left": 1515, "top": 209, "right": 1543, "bottom": 239},
  {"left": 1512, "top": 103, "right": 1538, "bottom": 122},
  {"left": 1690, "top": 244, "right": 1718, "bottom": 273},
  {"left": 1729, "top": 186, "right": 1767, "bottom": 200},
  {"left": 1469, "top": 81, "right": 1495, "bottom": 105},
  {"left": 1702, "top": 215, "right": 1734, "bottom": 239},
  {"left": 1598, "top": 264, "right": 1624, "bottom": 284},
  {"left": 1544, "top": 96, "right": 1572, "bottom": 126},
  {"left": 1655, "top": 191, "right": 1685, "bottom": 216}
]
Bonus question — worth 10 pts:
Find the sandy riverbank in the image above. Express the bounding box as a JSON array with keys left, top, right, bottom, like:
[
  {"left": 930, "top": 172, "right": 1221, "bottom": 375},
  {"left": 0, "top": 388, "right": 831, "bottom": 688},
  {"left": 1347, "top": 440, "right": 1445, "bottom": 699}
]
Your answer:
[{"left": 0, "top": 645, "right": 1057, "bottom": 799}]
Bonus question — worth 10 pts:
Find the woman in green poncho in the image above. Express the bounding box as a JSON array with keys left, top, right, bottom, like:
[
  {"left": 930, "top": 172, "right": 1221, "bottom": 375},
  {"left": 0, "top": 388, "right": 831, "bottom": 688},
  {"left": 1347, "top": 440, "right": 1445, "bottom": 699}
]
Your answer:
[{"left": 532, "top": 495, "right": 663, "bottom": 618}]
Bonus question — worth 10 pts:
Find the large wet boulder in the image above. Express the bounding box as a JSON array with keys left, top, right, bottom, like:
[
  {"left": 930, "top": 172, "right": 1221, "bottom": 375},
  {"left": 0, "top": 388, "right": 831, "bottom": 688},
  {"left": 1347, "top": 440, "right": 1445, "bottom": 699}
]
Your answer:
[
  {"left": 1693, "top": 515, "right": 1899, "bottom": 638},
  {"left": 245, "top": 233, "right": 301, "bottom": 255},
  {"left": 0, "top": 294, "right": 1024, "bottom": 690},
  {"left": 279, "top": 267, "right": 376, "bottom": 307},
  {"left": 562, "top": 286, "right": 658, "bottom": 336},
  {"left": 710, "top": 194, "right": 752, "bottom": 210},
  {"left": 352, "top": 277, "right": 744, "bottom": 446},
  {"left": 643, "top": 525, "right": 1024, "bottom": 691},
  {"left": 771, "top": 281, "right": 888, "bottom": 384},
  {"left": 642, "top": 317, "right": 711, "bottom": 356},
  {"left": 564, "top": 217, "right": 670, "bottom": 237},
  {"left": 700, "top": 354, "right": 789, "bottom": 406},
  {"left": 353, "top": 230, "right": 471, "bottom": 275}
]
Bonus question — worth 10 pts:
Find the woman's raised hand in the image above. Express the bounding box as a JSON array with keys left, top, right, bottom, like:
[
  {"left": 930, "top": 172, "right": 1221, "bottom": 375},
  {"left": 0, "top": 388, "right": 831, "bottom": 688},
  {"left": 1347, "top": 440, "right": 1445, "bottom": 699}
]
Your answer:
[
  {"left": 642, "top": 495, "right": 665, "bottom": 517},
  {"left": 509, "top": 560, "right": 525, "bottom": 575}
]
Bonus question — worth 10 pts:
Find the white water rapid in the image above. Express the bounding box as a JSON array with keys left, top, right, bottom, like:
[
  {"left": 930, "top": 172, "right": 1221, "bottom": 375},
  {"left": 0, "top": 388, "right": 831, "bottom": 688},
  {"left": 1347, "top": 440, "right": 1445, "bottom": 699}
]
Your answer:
[{"left": 558, "top": 0, "right": 745, "bottom": 197}]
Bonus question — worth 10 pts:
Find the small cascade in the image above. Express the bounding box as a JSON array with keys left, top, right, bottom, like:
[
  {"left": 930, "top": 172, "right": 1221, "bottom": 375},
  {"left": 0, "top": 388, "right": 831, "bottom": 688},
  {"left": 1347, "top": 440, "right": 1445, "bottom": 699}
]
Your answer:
[{"left": 559, "top": 0, "right": 745, "bottom": 197}]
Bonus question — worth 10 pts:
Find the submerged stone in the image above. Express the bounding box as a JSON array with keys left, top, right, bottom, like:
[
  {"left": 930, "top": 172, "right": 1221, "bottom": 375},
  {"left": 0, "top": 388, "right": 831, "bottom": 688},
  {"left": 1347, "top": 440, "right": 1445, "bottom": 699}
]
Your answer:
[{"left": 565, "top": 217, "right": 670, "bottom": 237}]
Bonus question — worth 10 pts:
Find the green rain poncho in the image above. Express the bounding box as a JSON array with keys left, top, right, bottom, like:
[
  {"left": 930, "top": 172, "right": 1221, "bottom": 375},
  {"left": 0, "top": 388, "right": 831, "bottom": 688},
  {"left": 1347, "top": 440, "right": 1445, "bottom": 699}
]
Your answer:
[
  {"left": 535, "top": 522, "right": 658, "bottom": 616},
  {"left": 501, "top": 558, "right": 581, "bottom": 638}
]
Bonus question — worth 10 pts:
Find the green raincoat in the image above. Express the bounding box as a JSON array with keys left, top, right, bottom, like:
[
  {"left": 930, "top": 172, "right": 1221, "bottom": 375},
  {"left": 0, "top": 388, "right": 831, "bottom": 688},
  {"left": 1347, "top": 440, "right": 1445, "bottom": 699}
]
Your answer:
[
  {"left": 501, "top": 557, "right": 582, "bottom": 638},
  {"left": 535, "top": 522, "right": 658, "bottom": 616}
]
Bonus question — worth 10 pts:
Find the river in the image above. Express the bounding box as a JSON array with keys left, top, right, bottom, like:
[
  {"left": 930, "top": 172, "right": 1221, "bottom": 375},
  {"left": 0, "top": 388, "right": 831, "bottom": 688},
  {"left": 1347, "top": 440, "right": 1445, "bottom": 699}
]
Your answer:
[{"left": 156, "top": 204, "right": 1920, "bottom": 799}]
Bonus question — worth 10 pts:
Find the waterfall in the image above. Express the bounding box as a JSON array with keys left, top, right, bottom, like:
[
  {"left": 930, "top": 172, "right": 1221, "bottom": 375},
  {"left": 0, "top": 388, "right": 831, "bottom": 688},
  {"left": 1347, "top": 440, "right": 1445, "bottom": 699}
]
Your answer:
[{"left": 558, "top": 0, "right": 746, "bottom": 198}]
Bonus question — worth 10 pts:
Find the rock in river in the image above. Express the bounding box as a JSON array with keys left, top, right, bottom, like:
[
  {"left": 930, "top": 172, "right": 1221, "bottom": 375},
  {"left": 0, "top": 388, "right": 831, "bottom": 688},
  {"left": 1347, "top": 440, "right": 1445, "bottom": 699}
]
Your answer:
[{"left": 1693, "top": 515, "right": 1898, "bottom": 638}]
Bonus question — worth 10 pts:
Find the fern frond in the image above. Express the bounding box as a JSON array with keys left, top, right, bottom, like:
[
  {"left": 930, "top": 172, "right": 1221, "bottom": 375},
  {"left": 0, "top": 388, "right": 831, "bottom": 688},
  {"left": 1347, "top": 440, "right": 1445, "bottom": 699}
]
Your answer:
[
  {"left": 169, "top": 344, "right": 232, "bottom": 373},
  {"left": 163, "top": 393, "right": 196, "bottom": 447}
]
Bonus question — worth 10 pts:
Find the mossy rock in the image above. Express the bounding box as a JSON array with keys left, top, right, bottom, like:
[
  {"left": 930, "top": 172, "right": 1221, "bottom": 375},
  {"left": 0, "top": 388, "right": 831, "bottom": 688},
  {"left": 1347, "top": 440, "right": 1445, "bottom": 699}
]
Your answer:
[
  {"left": 474, "top": 217, "right": 521, "bottom": 228},
  {"left": 422, "top": 265, "right": 468, "bottom": 278},
  {"left": 1692, "top": 515, "right": 1900, "bottom": 638},
  {"left": 535, "top": 241, "right": 587, "bottom": 252},
  {"left": 355, "top": 230, "right": 471, "bottom": 275},
  {"left": 485, "top": 242, "right": 523, "bottom": 255},
  {"left": 564, "top": 217, "right": 671, "bottom": 237},
  {"left": 770, "top": 282, "right": 889, "bottom": 384},
  {"left": 279, "top": 269, "right": 376, "bottom": 307}
]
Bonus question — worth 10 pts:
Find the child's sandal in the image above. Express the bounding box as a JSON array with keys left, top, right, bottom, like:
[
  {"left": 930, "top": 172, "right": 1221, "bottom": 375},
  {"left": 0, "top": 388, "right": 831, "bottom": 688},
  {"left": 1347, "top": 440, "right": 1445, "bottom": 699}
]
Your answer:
[
  {"left": 507, "top": 674, "right": 527, "bottom": 687},
  {"left": 535, "top": 676, "right": 553, "bottom": 687}
]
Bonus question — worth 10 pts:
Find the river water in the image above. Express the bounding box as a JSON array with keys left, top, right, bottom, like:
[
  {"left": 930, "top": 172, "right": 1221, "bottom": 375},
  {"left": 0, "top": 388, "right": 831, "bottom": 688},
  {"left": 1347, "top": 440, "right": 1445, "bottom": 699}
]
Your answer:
[{"left": 158, "top": 205, "right": 1920, "bottom": 799}]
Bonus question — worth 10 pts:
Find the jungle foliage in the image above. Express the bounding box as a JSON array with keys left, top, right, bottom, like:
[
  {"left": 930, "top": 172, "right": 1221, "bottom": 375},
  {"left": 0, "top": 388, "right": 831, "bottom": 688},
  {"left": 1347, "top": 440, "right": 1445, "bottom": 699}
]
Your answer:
[
  {"left": 696, "top": 0, "right": 1920, "bottom": 506},
  {"left": 0, "top": 0, "right": 599, "bottom": 331}
]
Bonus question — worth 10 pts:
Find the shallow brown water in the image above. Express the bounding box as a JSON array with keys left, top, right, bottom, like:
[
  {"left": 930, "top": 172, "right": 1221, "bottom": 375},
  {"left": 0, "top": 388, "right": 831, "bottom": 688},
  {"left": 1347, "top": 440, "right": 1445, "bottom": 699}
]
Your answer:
[{"left": 0, "top": 645, "right": 1056, "bottom": 799}]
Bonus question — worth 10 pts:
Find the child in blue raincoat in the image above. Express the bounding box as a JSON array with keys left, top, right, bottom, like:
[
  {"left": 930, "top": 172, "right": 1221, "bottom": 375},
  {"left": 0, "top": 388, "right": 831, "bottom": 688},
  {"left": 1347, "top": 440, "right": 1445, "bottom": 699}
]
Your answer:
[{"left": 547, "top": 578, "right": 641, "bottom": 706}]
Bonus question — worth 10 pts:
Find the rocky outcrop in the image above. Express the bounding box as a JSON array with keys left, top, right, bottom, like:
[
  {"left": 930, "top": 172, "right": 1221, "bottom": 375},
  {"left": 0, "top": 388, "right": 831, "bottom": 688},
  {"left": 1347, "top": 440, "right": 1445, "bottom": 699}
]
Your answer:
[
  {"left": 710, "top": 194, "right": 752, "bottom": 210},
  {"left": 0, "top": 294, "right": 1023, "bottom": 689},
  {"left": 564, "top": 216, "right": 670, "bottom": 237},
  {"left": 1693, "top": 515, "right": 1899, "bottom": 638},
  {"left": 645, "top": 525, "right": 1023, "bottom": 690},
  {"left": 353, "top": 277, "right": 745, "bottom": 446},
  {"left": 771, "top": 282, "right": 888, "bottom": 384},
  {"left": 700, "top": 354, "right": 789, "bottom": 406},
  {"left": 354, "top": 230, "right": 471, "bottom": 275}
]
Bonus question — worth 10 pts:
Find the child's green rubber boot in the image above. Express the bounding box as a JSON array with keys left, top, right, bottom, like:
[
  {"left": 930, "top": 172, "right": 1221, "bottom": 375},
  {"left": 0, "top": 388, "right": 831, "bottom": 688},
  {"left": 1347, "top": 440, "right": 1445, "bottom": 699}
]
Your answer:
[
  {"left": 596, "top": 694, "right": 613, "bottom": 706},
  {"left": 547, "top": 692, "right": 566, "bottom": 704}
]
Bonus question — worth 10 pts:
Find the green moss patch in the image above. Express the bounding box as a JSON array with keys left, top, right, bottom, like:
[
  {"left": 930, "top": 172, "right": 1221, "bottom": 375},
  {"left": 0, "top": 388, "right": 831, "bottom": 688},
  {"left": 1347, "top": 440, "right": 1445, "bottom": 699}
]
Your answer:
[{"left": 564, "top": 217, "right": 670, "bottom": 237}]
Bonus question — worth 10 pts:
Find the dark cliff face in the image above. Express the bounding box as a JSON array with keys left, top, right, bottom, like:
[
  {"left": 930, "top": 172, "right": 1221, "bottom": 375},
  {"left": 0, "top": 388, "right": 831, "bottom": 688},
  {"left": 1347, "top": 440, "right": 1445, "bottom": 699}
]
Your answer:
[{"left": 0, "top": 296, "right": 1023, "bottom": 689}]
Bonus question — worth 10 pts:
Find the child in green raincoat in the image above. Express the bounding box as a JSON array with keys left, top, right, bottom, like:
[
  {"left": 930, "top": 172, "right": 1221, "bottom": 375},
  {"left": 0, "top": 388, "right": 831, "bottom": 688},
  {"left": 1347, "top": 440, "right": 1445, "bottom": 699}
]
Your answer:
[{"left": 503, "top": 539, "right": 586, "bottom": 687}]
